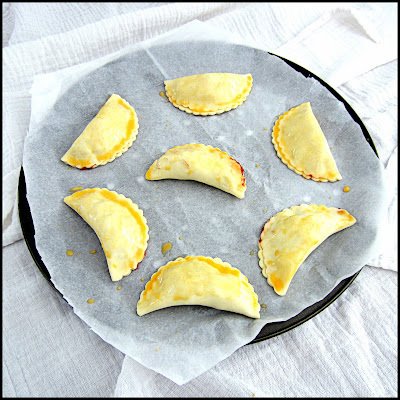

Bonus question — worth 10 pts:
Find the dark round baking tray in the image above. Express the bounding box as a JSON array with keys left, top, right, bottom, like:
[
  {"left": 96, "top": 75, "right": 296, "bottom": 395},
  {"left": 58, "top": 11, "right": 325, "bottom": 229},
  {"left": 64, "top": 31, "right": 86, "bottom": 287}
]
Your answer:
[{"left": 18, "top": 52, "right": 377, "bottom": 344}]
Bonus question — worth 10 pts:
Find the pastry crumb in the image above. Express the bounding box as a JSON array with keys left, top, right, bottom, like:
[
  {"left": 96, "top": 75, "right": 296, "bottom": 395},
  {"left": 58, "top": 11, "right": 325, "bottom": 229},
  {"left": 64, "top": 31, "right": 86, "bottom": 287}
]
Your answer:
[
  {"left": 87, "top": 299, "right": 95, "bottom": 304},
  {"left": 66, "top": 250, "right": 74, "bottom": 256},
  {"left": 343, "top": 186, "right": 351, "bottom": 192}
]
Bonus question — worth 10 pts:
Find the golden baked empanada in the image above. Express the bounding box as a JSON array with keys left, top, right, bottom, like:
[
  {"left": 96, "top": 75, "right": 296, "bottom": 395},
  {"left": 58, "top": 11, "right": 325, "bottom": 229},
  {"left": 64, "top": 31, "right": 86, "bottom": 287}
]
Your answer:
[
  {"left": 272, "top": 102, "right": 342, "bottom": 182},
  {"left": 258, "top": 204, "right": 356, "bottom": 296},
  {"left": 137, "top": 256, "right": 260, "bottom": 318},
  {"left": 145, "top": 143, "right": 246, "bottom": 198},
  {"left": 61, "top": 94, "right": 139, "bottom": 169},
  {"left": 64, "top": 188, "right": 149, "bottom": 281},
  {"left": 164, "top": 73, "right": 253, "bottom": 115}
]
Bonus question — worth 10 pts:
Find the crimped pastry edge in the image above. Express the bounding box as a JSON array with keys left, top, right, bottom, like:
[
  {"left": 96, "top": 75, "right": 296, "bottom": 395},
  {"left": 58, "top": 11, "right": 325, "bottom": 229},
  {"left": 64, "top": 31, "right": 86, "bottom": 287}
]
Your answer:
[
  {"left": 64, "top": 187, "right": 149, "bottom": 279},
  {"left": 257, "top": 204, "right": 356, "bottom": 294},
  {"left": 62, "top": 96, "right": 139, "bottom": 169},
  {"left": 137, "top": 255, "right": 260, "bottom": 317},
  {"left": 271, "top": 104, "right": 341, "bottom": 183},
  {"left": 164, "top": 73, "right": 253, "bottom": 116},
  {"left": 145, "top": 143, "right": 246, "bottom": 198}
]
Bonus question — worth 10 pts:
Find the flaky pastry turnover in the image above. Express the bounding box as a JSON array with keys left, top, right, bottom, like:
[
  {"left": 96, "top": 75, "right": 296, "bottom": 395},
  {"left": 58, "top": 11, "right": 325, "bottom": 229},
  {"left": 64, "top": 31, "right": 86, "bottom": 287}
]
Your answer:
[
  {"left": 61, "top": 94, "right": 139, "bottom": 169},
  {"left": 137, "top": 256, "right": 260, "bottom": 318},
  {"left": 164, "top": 73, "right": 253, "bottom": 115},
  {"left": 64, "top": 188, "right": 149, "bottom": 281},
  {"left": 258, "top": 204, "right": 356, "bottom": 296},
  {"left": 145, "top": 143, "right": 246, "bottom": 198},
  {"left": 272, "top": 102, "right": 341, "bottom": 182}
]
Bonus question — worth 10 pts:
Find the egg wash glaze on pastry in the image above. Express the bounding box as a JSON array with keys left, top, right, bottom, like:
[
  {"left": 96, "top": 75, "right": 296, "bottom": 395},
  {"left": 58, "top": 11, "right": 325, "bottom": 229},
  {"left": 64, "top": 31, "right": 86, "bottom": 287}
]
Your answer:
[
  {"left": 146, "top": 143, "right": 246, "bottom": 198},
  {"left": 137, "top": 256, "right": 260, "bottom": 318},
  {"left": 64, "top": 188, "right": 149, "bottom": 281},
  {"left": 164, "top": 73, "right": 253, "bottom": 115},
  {"left": 61, "top": 94, "right": 139, "bottom": 169},
  {"left": 258, "top": 204, "right": 356, "bottom": 296},
  {"left": 272, "top": 102, "right": 342, "bottom": 182}
]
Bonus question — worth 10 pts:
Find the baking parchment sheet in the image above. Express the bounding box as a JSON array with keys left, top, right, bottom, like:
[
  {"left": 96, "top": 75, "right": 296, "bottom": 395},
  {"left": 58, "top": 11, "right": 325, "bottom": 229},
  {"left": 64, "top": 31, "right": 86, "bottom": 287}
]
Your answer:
[{"left": 22, "top": 21, "right": 388, "bottom": 385}]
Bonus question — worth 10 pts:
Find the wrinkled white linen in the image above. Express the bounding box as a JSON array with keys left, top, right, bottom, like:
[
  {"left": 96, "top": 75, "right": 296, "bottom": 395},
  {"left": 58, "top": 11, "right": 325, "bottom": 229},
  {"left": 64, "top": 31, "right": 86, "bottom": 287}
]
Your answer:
[
  {"left": 114, "top": 266, "right": 397, "bottom": 398},
  {"left": 2, "top": 2, "right": 397, "bottom": 396}
]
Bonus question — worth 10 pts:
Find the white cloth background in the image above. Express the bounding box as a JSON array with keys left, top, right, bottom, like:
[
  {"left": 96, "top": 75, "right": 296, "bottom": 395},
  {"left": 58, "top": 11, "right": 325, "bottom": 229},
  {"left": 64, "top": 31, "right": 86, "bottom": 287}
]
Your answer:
[{"left": 2, "top": 2, "right": 397, "bottom": 397}]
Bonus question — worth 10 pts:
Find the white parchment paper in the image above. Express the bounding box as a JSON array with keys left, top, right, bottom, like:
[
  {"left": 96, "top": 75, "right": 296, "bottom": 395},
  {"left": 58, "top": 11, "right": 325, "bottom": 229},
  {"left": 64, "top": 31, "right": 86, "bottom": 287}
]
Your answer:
[{"left": 22, "top": 21, "right": 388, "bottom": 384}]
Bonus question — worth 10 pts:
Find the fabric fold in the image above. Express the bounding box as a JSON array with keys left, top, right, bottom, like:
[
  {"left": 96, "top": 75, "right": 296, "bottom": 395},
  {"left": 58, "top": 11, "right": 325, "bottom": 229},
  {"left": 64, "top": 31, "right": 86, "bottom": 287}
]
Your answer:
[
  {"left": 2, "top": 168, "right": 23, "bottom": 247},
  {"left": 273, "top": 5, "right": 397, "bottom": 87}
]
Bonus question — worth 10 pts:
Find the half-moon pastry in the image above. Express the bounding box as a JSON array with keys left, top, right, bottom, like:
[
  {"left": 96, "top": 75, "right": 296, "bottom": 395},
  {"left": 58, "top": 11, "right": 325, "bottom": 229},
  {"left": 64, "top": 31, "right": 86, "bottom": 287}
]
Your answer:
[
  {"left": 164, "top": 73, "right": 253, "bottom": 115},
  {"left": 61, "top": 94, "right": 139, "bottom": 169},
  {"left": 258, "top": 204, "right": 356, "bottom": 296},
  {"left": 145, "top": 143, "right": 246, "bottom": 198},
  {"left": 272, "top": 102, "right": 342, "bottom": 182},
  {"left": 64, "top": 188, "right": 149, "bottom": 281},
  {"left": 137, "top": 256, "right": 260, "bottom": 318}
]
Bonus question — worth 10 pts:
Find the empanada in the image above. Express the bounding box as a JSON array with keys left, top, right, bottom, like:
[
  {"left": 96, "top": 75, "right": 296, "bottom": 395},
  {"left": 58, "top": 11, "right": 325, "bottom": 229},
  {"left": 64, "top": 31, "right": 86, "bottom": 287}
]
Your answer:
[
  {"left": 64, "top": 188, "right": 149, "bottom": 281},
  {"left": 137, "top": 256, "right": 260, "bottom": 318},
  {"left": 272, "top": 102, "right": 342, "bottom": 182},
  {"left": 145, "top": 143, "right": 246, "bottom": 198},
  {"left": 164, "top": 73, "right": 253, "bottom": 115},
  {"left": 61, "top": 94, "right": 139, "bottom": 169},
  {"left": 258, "top": 204, "right": 356, "bottom": 296}
]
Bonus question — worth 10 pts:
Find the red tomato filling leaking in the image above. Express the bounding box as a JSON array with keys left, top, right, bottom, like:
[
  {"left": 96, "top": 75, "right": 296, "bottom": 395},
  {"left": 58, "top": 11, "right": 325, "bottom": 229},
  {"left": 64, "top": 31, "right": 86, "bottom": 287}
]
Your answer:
[
  {"left": 80, "top": 164, "right": 96, "bottom": 170},
  {"left": 230, "top": 157, "right": 246, "bottom": 186},
  {"left": 136, "top": 251, "right": 147, "bottom": 270}
]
